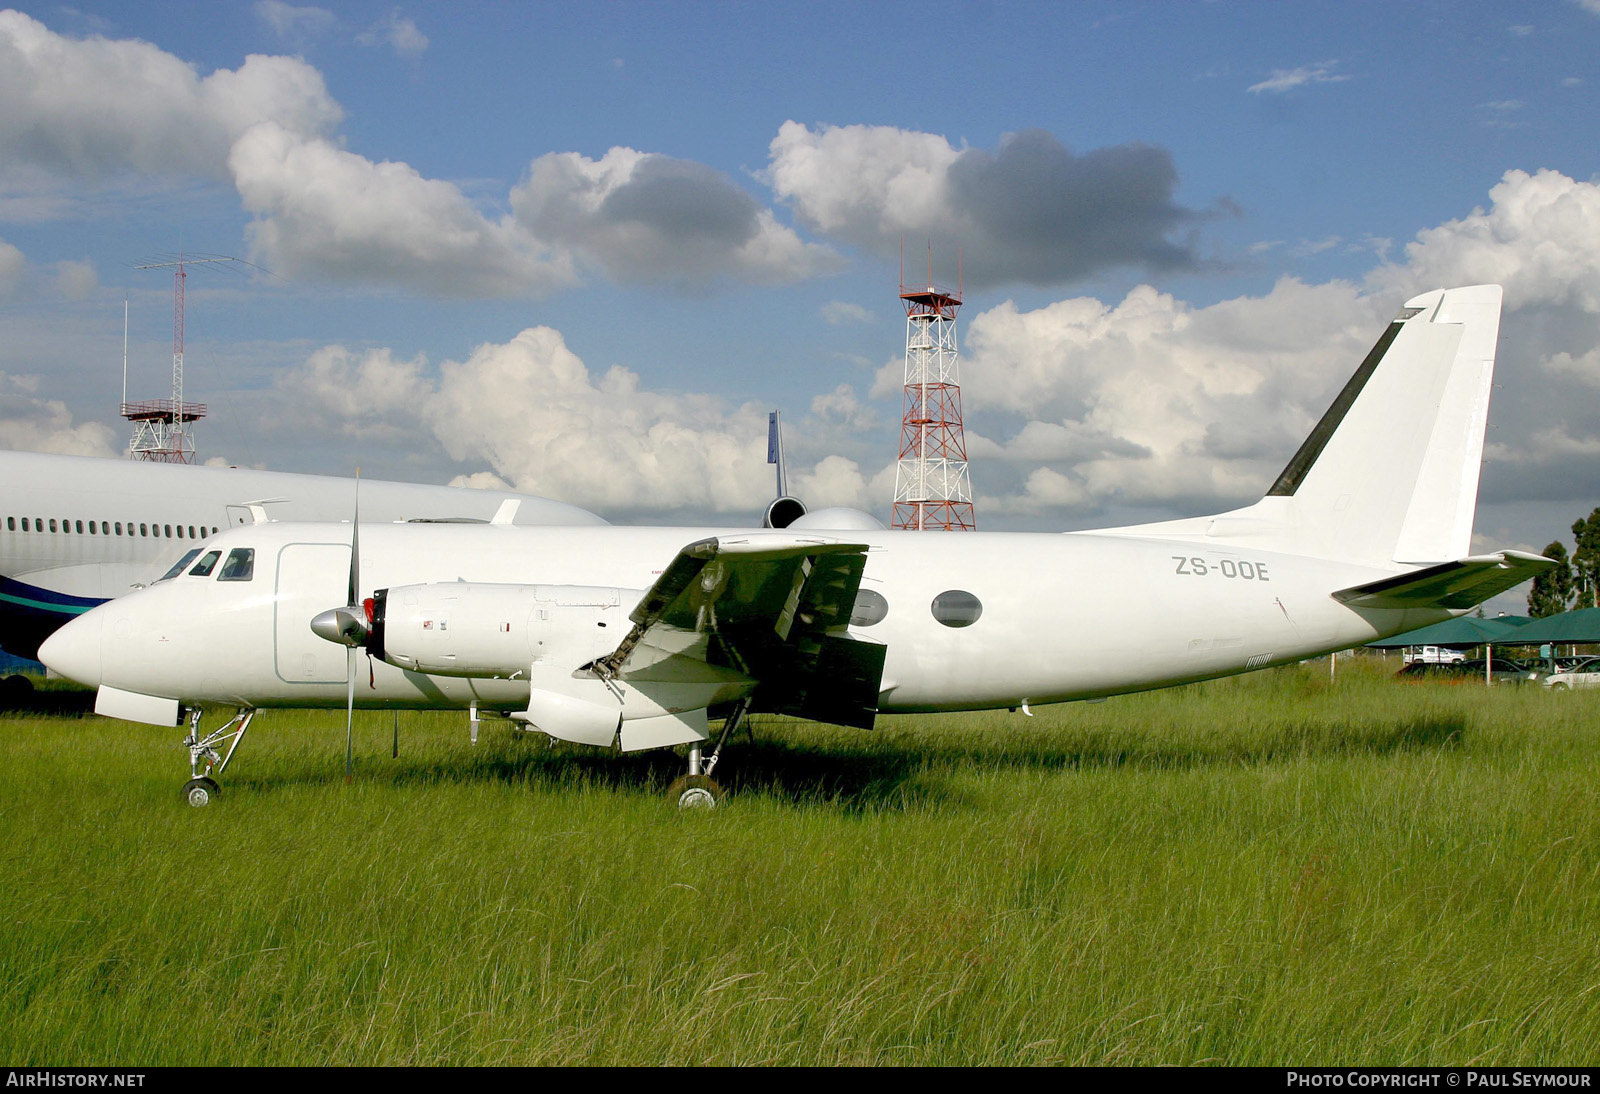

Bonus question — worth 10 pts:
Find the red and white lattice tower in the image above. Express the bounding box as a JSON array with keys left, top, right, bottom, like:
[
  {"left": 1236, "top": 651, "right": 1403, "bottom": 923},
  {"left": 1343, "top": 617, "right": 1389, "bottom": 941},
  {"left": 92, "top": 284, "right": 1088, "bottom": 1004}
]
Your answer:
[
  {"left": 124, "top": 254, "right": 233, "bottom": 463},
  {"left": 890, "top": 253, "right": 975, "bottom": 530}
]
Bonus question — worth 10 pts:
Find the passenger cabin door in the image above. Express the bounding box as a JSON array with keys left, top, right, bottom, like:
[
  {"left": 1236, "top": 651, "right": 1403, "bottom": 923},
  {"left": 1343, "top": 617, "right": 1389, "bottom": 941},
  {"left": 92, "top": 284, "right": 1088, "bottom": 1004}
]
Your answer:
[{"left": 274, "top": 542, "right": 349, "bottom": 685}]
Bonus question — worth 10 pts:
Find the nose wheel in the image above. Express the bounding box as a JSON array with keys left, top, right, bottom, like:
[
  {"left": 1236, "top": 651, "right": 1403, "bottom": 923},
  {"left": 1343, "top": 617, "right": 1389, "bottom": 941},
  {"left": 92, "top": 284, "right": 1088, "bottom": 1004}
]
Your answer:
[{"left": 182, "top": 776, "right": 220, "bottom": 808}]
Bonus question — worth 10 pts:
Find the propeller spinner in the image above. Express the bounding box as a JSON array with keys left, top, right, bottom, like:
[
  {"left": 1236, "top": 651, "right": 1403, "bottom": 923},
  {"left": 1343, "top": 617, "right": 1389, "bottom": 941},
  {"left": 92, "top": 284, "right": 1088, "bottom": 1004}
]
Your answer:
[{"left": 310, "top": 601, "right": 372, "bottom": 647}]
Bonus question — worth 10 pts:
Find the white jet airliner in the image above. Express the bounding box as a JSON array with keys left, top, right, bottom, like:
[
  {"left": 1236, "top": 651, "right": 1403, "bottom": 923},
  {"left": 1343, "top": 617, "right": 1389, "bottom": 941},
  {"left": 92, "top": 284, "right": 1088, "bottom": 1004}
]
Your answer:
[
  {"left": 40, "top": 285, "right": 1549, "bottom": 809},
  {"left": 0, "top": 451, "right": 605, "bottom": 663}
]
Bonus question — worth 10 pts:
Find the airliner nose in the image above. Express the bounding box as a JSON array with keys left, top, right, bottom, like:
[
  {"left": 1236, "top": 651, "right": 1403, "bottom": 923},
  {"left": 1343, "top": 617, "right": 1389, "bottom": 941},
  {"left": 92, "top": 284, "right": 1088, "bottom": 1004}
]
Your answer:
[{"left": 38, "top": 609, "right": 103, "bottom": 688}]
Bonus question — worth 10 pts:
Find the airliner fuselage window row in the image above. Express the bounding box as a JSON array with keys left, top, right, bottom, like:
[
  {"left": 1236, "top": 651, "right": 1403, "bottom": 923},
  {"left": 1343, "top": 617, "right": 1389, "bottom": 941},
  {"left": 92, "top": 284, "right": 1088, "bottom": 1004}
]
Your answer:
[{"left": 5, "top": 518, "right": 219, "bottom": 538}]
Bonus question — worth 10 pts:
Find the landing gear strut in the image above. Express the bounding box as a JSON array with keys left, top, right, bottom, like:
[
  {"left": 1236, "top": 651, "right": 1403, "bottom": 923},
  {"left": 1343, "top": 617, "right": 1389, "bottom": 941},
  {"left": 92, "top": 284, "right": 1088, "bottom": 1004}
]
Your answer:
[
  {"left": 180, "top": 707, "right": 257, "bottom": 807},
  {"left": 667, "top": 697, "right": 751, "bottom": 811}
]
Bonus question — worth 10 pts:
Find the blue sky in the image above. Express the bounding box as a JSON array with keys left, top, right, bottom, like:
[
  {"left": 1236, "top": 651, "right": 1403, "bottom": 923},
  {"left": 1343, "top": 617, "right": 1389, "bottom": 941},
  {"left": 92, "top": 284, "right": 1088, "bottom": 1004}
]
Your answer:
[{"left": 2, "top": 0, "right": 1599, "bottom": 607}]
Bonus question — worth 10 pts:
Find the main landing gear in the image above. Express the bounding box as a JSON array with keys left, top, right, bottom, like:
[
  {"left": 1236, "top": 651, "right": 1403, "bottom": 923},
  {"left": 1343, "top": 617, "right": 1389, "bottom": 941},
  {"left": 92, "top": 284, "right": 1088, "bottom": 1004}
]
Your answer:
[
  {"left": 180, "top": 707, "right": 257, "bottom": 807},
  {"left": 667, "top": 697, "right": 751, "bottom": 811}
]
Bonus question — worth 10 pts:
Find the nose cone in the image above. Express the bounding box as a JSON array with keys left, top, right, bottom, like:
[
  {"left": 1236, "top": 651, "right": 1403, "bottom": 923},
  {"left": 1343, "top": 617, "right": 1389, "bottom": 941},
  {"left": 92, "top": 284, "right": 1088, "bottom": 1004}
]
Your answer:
[{"left": 38, "top": 609, "right": 103, "bottom": 688}]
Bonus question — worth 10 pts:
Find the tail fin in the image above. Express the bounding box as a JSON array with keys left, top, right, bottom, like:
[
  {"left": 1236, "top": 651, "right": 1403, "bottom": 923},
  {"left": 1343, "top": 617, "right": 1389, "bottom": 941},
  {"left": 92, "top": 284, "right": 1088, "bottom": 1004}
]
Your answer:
[
  {"left": 1262, "top": 285, "right": 1501, "bottom": 565},
  {"left": 1102, "top": 286, "right": 1504, "bottom": 567},
  {"left": 1166, "top": 284, "right": 1502, "bottom": 568}
]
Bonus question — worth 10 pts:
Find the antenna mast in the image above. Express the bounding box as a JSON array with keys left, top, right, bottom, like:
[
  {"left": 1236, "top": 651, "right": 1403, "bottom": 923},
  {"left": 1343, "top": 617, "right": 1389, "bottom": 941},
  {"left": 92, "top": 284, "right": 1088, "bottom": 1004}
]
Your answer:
[{"left": 123, "top": 253, "right": 238, "bottom": 462}]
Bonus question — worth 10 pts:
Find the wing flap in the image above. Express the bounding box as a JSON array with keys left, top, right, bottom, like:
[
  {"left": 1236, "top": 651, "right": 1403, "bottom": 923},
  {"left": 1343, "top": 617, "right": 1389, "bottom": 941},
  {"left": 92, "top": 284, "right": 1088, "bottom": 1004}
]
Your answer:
[
  {"left": 1331, "top": 551, "right": 1552, "bottom": 610},
  {"left": 595, "top": 534, "right": 883, "bottom": 729}
]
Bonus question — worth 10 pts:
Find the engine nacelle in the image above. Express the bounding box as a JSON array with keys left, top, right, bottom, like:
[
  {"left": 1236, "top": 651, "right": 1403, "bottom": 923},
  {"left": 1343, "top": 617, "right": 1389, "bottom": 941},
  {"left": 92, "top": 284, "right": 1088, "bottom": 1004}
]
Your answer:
[
  {"left": 372, "top": 582, "right": 638, "bottom": 677},
  {"left": 762, "top": 496, "right": 806, "bottom": 529}
]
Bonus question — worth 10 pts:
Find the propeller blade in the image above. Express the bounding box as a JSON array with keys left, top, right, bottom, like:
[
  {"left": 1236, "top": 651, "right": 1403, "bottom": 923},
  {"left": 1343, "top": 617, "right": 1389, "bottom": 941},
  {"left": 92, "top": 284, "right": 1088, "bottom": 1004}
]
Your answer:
[
  {"left": 344, "top": 645, "right": 356, "bottom": 784},
  {"left": 348, "top": 468, "right": 361, "bottom": 608},
  {"left": 344, "top": 469, "right": 361, "bottom": 786}
]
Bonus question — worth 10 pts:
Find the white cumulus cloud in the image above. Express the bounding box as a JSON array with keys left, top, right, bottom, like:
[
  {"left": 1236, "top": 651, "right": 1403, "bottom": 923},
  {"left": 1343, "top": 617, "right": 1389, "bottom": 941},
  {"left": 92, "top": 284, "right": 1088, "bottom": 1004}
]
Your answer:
[
  {"left": 1374, "top": 169, "right": 1600, "bottom": 313},
  {"left": 274, "top": 328, "right": 782, "bottom": 517},
  {"left": 0, "top": 9, "right": 340, "bottom": 185},
  {"left": 230, "top": 123, "right": 576, "bottom": 297}
]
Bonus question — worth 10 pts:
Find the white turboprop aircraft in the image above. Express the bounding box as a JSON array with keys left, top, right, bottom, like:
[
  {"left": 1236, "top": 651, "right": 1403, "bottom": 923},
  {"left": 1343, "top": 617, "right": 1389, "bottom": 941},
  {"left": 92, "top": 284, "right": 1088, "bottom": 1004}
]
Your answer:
[
  {"left": 40, "top": 285, "right": 1549, "bottom": 808},
  {"left": 0, "top": 451, "right": 605, "bottom": 663}
]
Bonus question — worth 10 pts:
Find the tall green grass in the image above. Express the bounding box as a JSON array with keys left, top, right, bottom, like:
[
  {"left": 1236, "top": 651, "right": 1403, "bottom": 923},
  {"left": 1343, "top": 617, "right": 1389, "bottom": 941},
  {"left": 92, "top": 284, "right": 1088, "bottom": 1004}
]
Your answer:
[{"left": 2, "top": 661, "right": 1598, "bottom": 1064}]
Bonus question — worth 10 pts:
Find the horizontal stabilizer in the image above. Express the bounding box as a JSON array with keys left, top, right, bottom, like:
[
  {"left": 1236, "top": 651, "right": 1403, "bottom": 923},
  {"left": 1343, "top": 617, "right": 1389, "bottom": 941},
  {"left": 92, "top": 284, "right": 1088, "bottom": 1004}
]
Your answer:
[{"left": 1331, "top": 551, "right": 1552, "bottom": 610}]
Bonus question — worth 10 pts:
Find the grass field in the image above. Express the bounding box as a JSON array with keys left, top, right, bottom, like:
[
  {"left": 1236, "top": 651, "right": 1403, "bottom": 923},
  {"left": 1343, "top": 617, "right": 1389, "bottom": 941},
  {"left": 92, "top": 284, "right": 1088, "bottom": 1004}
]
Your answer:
[{"left": 2, "top": 660, "right": 1599, "bottom": 1065}]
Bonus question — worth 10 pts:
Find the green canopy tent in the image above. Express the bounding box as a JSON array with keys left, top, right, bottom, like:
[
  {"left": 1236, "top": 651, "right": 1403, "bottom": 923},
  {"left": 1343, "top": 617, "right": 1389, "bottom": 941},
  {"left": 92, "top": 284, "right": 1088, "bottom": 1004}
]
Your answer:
[
  {"left": 1492, "top": 607, "right": 1600, "bottom": 645},
  {"left": 1365, "top": 616, "right": 1527, "bottom": 648}
]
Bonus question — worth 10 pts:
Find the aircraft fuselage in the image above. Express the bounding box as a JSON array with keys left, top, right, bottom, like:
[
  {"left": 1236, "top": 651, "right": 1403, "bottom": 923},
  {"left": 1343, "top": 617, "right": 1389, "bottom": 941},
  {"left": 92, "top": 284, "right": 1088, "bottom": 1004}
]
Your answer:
[{"left": 50, "top": 520, "right": 1448, "bottom": 718}]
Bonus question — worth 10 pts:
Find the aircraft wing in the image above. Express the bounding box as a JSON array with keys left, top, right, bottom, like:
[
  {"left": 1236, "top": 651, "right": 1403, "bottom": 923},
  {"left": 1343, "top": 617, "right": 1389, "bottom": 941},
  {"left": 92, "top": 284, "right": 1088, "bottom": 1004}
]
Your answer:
[
  {"left": 593, "top": 534, "right": 885, "bottom": 729},
  {"left": 1331, "top": 551, "right": 1552, "bottom": 610}
]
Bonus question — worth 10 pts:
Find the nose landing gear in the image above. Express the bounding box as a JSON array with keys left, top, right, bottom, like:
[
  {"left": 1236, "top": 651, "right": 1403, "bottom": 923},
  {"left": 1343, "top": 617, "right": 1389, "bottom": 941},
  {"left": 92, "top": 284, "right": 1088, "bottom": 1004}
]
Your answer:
[{"left": 180, "top": 707, "right": 257, "bottom": 807}]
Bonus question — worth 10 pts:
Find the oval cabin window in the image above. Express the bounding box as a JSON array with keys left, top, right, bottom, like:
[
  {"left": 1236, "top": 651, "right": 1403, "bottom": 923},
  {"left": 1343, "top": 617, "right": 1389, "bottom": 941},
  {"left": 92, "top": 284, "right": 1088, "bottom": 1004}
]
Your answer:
[
  {"left": 850, "top": 589, "right": 889, "bottom": 627},
  {"left": 930, "top": 590, "right": 983, "bottom": 628}
]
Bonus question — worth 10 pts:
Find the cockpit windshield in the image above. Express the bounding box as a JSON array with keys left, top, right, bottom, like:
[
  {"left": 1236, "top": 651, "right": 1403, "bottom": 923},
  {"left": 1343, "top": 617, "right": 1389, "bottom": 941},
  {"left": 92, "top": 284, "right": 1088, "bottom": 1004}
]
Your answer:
[
  {"left": 217, "top": 547, "right": 255, "bottom": 582},
  {"left": 156, "top": 549, "right": 203, "bottom": 582}
]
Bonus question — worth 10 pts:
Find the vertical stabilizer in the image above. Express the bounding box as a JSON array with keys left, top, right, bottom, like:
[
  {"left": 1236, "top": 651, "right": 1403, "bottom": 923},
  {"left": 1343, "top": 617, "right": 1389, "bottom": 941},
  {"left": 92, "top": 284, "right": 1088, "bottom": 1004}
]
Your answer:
[
  {"left": 1126, "top": 285, "right": 1503, "bottom": 569},
  {"left": 1257, "top": 285, "right": 1500, "bottom": 566}
]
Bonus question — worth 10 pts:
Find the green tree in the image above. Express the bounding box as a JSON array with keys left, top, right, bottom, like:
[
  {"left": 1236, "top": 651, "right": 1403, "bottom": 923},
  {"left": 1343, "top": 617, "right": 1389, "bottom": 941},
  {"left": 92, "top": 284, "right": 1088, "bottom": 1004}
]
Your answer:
[
  {"left": 1572, "top": 508, "right": 1600, "bottom": 610},
  {"left": 1527, "top": 541, "right": 1573, "bottom": 618}
]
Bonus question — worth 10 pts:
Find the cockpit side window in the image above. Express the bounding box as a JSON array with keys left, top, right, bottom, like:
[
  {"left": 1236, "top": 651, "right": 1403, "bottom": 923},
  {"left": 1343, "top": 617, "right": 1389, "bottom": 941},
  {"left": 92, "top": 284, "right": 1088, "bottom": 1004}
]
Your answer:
[
  {"left": 189, "top": 550, "right": 222, "bottom": 577},
  {"left": 157, "top": 549, "right": 203, "bottom": 582},
  {"left": 217, "top": 548, "right": 255, "bottom": 582}
]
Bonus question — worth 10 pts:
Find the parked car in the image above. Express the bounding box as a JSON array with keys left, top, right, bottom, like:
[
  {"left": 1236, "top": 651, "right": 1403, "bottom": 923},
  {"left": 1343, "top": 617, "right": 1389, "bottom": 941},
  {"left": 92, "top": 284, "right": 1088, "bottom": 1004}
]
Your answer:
[
  {"left": 1543, "top": 657, "right": 1600, "bottom": 691},
  {"left": 1396, "top": 659, "right": 1542, "bottom": 685}
]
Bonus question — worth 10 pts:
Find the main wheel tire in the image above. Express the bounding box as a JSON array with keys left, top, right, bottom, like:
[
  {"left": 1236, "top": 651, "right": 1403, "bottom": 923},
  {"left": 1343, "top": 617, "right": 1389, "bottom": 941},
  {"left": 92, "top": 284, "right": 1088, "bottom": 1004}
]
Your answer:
[
  {"left": 182, "top": 776, "right": 220, "bottom": 808},
  {"left": 667, "top": 774, "right": 722, "bottom": 811}
]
